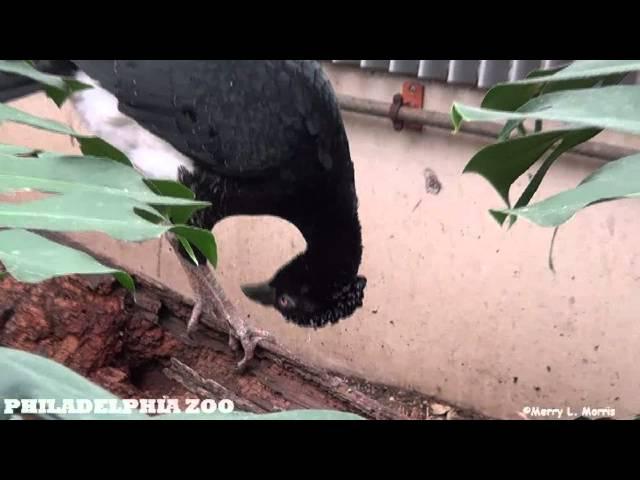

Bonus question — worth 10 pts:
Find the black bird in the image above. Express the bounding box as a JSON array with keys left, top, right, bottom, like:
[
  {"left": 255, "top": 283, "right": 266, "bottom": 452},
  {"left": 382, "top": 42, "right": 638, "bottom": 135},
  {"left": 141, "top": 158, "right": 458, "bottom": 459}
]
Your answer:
[{"left": 0, "top": 60, "right": 367, "bottom": 368}]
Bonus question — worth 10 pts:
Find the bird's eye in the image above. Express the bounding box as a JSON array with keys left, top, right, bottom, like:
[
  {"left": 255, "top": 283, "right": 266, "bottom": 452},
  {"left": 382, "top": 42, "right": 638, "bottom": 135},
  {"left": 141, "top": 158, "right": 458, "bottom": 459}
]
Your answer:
[{"left": 278, "top": 294, "right": 294, "bottom": 309}]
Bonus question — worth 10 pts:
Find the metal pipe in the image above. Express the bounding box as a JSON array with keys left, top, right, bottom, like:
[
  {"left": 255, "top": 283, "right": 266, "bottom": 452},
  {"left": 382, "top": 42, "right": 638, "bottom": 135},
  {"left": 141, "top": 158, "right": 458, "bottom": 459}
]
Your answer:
[{"left": 337, "top": 94, "right": 636, "bottom": 163}]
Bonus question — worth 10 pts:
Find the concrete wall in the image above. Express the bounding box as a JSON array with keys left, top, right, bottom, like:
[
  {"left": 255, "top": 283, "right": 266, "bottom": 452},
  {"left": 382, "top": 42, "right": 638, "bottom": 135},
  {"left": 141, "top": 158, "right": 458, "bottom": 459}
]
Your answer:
[{"left": 2, "top": 63, "right": 640, "bottom": 420}]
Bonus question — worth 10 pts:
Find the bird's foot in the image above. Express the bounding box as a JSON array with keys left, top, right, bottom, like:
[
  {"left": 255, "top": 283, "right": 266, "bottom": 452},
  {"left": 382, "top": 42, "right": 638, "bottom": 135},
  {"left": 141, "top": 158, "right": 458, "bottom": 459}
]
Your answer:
[
  {"left": 185, "top": 295, "right": 272, "bottom": 371},
  {"left": 227, "top": 322, "right": 272, "bottom": 372},
  {"left": 176, "top": 245, "right": 273, "bottom": 371}
]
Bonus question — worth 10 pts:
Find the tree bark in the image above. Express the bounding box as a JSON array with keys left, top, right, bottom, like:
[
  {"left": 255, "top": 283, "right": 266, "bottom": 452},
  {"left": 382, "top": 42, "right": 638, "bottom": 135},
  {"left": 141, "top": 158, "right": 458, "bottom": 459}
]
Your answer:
[
  {"left": 0, "top": 264, "right": 420, "bottom": 419},
  {"left": 0, "top": 231, "right": 485, "bottom": 419}
]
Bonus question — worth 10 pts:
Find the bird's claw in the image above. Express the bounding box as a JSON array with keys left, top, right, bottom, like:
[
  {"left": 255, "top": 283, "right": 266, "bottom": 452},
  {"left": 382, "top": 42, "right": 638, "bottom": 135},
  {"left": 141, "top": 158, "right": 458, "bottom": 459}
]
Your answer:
[
  {"left": 187, "top": 297, "right": 271, "bottom": 372},
  {"left": 230, "top": 327, "right": 272, "bottom": 372}
]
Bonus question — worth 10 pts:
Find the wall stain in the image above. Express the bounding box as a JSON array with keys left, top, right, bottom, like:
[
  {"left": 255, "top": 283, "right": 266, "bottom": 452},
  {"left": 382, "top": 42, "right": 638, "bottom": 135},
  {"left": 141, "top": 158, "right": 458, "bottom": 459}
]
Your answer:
[{"left": 424, "top": 168, "right": 442, "bottom": 195}]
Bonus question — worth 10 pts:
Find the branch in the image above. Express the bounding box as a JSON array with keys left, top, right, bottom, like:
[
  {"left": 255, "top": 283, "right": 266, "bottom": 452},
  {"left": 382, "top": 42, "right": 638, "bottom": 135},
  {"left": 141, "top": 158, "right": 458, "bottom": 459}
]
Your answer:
[{"left": 18, "top": 230, "right": 411, "bottom": 419}]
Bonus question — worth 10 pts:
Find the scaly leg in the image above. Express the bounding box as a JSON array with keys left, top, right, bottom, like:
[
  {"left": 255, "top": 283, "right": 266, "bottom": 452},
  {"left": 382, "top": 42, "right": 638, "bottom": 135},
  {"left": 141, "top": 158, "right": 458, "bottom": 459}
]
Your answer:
[{"left": 174, "top": 238, "right": 272, "bottom": 371}]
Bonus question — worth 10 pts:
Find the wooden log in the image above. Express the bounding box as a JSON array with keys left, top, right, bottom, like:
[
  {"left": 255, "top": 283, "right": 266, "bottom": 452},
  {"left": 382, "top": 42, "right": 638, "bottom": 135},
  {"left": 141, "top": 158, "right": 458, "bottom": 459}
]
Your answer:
[{"left": 0, "top": 241, "right": 412, "bottom": 419}]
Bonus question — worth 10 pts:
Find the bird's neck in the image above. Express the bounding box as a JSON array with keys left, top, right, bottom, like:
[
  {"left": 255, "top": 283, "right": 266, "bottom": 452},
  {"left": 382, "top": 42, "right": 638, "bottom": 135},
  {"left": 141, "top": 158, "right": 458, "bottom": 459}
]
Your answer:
[{"left": 296, "top": 201, "right": 364, "bottom": 283}]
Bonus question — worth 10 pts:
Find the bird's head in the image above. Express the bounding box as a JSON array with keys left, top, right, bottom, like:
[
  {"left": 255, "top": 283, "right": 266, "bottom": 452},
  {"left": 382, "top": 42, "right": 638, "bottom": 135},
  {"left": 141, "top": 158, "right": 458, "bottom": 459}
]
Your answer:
[{"left": 241, "top": 253, "right": 367, "bottom": 328}]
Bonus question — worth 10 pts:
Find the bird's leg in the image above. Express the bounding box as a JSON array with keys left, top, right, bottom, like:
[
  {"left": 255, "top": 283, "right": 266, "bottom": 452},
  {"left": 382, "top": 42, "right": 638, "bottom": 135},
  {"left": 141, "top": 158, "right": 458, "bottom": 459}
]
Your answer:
[
  {"left": 171, "top": 236, "right": 272, "bottom": 371},
  {"left": 195, "top": 265, "right": 273, "bottom": 371},
  {"left": 186, "top": 298, "right": 203, "bottom": 336}
]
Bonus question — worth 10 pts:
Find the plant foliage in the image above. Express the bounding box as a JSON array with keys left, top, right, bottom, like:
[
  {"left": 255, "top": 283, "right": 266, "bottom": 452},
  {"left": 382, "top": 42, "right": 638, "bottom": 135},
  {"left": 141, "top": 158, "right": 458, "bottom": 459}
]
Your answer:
[{"left": 453, "top": 60, "right": 640, "bottom": 233}]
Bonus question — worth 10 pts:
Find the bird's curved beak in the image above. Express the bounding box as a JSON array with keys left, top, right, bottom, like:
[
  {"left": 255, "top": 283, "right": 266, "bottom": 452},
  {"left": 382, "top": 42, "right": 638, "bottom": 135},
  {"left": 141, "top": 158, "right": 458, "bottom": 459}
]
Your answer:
[{"left": 241, "top": 282, "right": 276, "bottom": 306}]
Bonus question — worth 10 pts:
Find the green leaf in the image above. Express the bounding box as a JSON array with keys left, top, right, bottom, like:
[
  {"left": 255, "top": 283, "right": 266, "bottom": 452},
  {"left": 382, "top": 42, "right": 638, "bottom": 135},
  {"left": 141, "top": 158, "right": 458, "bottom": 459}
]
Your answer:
[
  {"left": 484, "top": 75, "right": 625, "bottom": 113},
  {"left": 0, "top": 191, "right": 171, "bottom": 241},
  {"left": 221, "top": 410, "right": 363, "bottom": 421},
  {"left": 513, "top": 60, "right": 640, "bottom": 86},
  {"left": 464, "top": 129, "right": 599, "bottom": 206},
  {"left": 0, "top": 153, "right": 209, "bottom": 211},
  {"left": 178, "top": 235, "right": 199, "bottom": 266},
  {"left": 465, "top": 131, "right": 561, "bottom": 206},
  {"left": 77, "top": 137, "right": 132, "bottom": 166},
  {"left": 464, "top": 128, "right": 600, "bottom": 225},
  {"left": 145, "top": 179, "right": 196, "bottom": 200},
  {"left": 453, "top": 85, "right": 640, "bottom": 136},
  {"left": 43, "top": 80, "right": 91, "bottom": 108},
  {"left": 0, "top": 101, "right": 82, "bottom": 136},
  {"left": 0, "top": 191, "right": 216, "bottom": 268},
  {"left": 133, "top": 207, "right": 168, "bottom": 224},
  {"left": 0, "top": 101, "right": 134, "bottom": 170},
  {"left": 156, "top": 205, "right": 203, "bottom": 226},
  {"left": 0, "top": 143, "right": 38, "bottom": 156},
  {"left": 0, "top": 60, "right": 71, "bottom": 92},
  {"left": 526, "top": 65, "right": 564, "bottom": 79},
  {"left": 0, "top": 229, "right": 133, "bottom": 291},
  {"left": 481, "top": 60, "right": 640, "bottom": 111},
  {"left": 508, "top": 129, "right": 600, "bottom": 216},
  {"left": 172, "top": 225, "right": 217, "bottom": 268},
  {"left": 0, "top": 60, "right": 92, "bottom": 107},
  {"left": 0, "top": 153, "right": 213, "bottom": 278},
  {"left": 145, "top": 179, "right": 204, "bottom": 225},
  {"left": 499, "top": 153, "right": 640, "bottom": 227},
  {"left": 0, "top": 346, "right": 143, "bottom": 420},
  {"left": 157, "top": 409, "right": 363, "bottom": 421}
]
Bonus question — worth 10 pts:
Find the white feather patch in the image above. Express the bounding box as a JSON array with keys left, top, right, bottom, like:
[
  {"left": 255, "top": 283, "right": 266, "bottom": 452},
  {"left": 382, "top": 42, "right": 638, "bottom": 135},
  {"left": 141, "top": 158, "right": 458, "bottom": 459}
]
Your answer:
[{"left": 70, "top": 71, "right": 195, "bottom": 180}]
